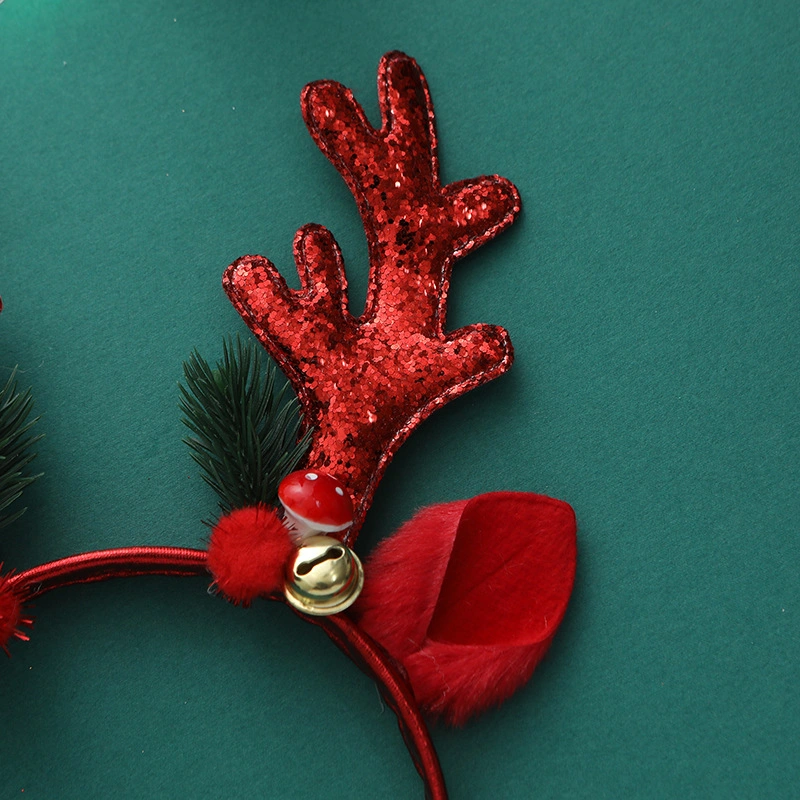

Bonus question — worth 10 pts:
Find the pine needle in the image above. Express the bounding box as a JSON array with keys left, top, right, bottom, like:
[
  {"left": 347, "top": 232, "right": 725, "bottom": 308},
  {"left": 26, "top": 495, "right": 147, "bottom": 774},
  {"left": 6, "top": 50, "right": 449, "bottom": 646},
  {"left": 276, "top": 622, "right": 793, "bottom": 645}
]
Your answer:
[
  {"left": 0, "top": 368, "right": 43, "bottom": 530},
  {"left": 179, "top": 336, "right": 311, "bottom": 514}
]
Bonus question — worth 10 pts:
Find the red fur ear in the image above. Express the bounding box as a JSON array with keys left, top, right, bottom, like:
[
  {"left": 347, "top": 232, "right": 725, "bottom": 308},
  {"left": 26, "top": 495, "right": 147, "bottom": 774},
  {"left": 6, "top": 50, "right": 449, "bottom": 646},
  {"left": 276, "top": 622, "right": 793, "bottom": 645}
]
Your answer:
[
  {"left": 354, "top": 492, "right": 577, "bottom": 725},
  {"left": 207, "top": 506, "right": 294, "bottom": 605}
]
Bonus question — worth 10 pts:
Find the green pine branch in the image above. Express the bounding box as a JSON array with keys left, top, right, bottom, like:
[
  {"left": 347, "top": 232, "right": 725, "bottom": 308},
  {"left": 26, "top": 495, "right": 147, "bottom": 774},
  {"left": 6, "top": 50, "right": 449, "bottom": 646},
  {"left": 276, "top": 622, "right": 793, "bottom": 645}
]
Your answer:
[
  {"left": 179, "top": 336, "right": 312, "bottom": 515},
  {"left": 0, "top": 368, "right": 43, "bottom": 530}
]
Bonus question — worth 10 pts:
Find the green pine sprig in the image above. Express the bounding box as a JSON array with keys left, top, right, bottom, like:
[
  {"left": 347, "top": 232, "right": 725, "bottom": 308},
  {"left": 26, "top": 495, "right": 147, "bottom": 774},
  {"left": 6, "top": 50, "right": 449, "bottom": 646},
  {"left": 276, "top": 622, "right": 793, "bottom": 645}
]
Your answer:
[
  {"left": 179, "top": 336, "right": 311, "bottom": 515},
  {"left": 0, "top": 368, "right": 43, "bottom": 530}
]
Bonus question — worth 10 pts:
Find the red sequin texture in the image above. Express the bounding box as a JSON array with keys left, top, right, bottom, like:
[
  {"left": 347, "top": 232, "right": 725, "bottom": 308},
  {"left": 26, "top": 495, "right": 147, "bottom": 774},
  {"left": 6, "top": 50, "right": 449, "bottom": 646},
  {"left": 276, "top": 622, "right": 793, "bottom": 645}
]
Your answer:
[{"left": 224, "top": 52, "right": 521, "bottom": 544}]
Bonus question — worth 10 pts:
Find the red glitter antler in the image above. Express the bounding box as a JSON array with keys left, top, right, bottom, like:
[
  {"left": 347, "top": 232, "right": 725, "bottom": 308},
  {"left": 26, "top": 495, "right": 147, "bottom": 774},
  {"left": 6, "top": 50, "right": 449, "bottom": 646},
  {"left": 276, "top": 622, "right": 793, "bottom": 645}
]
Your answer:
[{"left": 224, "top": 52, "right": 521, "bottom": 540}]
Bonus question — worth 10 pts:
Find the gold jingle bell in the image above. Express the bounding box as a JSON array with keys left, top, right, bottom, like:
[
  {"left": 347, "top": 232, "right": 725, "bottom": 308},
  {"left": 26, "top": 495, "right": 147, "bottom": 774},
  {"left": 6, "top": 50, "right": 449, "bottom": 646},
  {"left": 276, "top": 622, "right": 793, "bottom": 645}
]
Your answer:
[{"left": 283, "top": 535, "right": 364, "bottom": 616}]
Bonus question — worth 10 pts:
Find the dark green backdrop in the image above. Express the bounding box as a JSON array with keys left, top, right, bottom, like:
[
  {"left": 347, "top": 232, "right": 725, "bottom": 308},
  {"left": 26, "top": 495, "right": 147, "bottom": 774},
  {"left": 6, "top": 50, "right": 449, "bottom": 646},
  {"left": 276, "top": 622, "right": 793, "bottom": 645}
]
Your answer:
[{"left": 1, "top": 1, "right": 798, "bottom": 798}]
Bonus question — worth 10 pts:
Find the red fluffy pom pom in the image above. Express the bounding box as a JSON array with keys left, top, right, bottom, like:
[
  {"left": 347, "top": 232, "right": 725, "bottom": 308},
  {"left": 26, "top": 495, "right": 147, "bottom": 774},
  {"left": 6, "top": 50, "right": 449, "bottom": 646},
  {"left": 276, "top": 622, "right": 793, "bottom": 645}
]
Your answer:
[
  {"left": 0, "top": 571, "right": 31, "bottom": 655},
  {"left": 355, "top": 492, "right": 577, "bottom": 725},
  {"left": 207, "top": 506, "right": 294, "bottom": 606}
]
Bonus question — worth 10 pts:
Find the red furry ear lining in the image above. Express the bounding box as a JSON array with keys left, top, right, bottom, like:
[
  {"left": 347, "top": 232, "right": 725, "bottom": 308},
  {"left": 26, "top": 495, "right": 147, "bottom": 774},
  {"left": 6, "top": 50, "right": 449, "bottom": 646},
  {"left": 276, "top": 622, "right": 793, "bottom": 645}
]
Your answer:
[
  {"left": 354, "top": 492, "right": 577, "bottom": 725},
  {"left": 207, "top": 506, "right": 294, "bottom": 605}
]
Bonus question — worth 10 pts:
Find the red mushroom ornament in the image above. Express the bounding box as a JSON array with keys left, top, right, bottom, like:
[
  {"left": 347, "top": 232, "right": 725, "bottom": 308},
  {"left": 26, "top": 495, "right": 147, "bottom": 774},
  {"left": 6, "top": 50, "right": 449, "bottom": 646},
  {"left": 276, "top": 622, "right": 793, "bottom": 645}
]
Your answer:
[{"left": 278, "top": 471, "right": 354, "bottom": 540}]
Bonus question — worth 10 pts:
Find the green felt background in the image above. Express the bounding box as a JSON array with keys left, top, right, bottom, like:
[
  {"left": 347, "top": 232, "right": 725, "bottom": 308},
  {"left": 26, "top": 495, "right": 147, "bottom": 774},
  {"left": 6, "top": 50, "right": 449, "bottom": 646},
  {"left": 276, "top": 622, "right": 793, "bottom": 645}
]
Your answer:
[{"left": 1, "top": 0, "right": 798, "bottom": 797}]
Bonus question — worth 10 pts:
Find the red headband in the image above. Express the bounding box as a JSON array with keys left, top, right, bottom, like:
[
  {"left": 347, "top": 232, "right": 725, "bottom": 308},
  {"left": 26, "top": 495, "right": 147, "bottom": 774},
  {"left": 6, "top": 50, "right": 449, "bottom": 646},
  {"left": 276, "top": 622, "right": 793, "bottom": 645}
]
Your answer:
[{"left": 0, "top": 52, "right": 576, "bottom": 798}]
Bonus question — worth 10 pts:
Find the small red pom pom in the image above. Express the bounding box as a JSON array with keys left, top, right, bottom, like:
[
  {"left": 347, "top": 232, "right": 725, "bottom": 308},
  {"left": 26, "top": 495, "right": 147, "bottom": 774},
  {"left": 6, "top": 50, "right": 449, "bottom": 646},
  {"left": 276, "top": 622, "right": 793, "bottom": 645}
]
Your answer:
[
  {"left": 0, "top": 571, "right": 32, "bottom": 655},
  {"left": 207, "top": 506, "right": 295, "bottom": 606}
]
